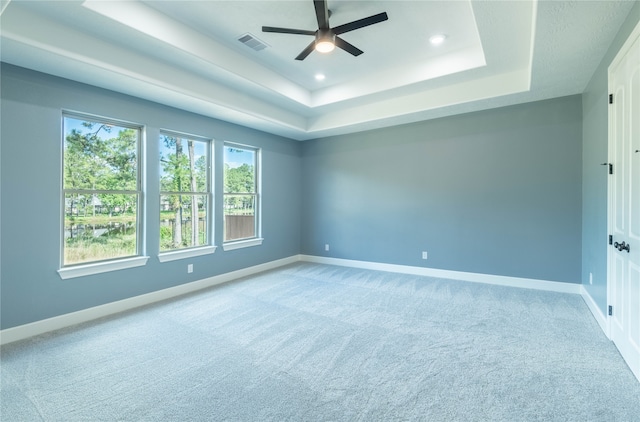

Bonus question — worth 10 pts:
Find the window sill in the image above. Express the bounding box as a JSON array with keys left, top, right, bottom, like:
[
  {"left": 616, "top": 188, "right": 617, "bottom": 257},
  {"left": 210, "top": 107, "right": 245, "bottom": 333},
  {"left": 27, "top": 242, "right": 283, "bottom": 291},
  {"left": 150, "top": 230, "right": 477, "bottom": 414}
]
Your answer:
[
  {"left": 222, "top": 238, "right": 264, "bottom": 251},
  {"left": 158, "top": 246, "right": 217, "bottom": 263},
  {"left": 58, "top": 256, "right": 150, "bottom": 280}
]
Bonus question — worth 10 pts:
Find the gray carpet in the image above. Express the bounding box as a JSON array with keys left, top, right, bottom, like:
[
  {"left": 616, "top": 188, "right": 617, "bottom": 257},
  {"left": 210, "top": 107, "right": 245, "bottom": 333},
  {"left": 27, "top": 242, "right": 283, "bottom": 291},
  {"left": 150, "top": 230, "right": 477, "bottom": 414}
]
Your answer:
[{"left": 1, "top": 262, "right": 639, "bottom": 421}]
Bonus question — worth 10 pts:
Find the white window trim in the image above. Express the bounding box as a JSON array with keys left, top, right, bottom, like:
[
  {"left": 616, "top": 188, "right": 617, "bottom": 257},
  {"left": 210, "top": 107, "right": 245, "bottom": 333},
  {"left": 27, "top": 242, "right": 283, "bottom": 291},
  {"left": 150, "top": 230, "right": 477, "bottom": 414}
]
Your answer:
[
  {"left": 158, "top": 245, "right": 217, "bottom": 262},
  {"left": 223, "top": 142, "right": 261, "bottom": 246},
  {"left": 58, "top": 256, "right": 150, "bottom": 280},
  {"left": 159, "top": 131, "right": 213, "bottom": 254},
  {"left": 222, "top": 238, "right": 264, "bottom": 251},
  {"left": 61, "top": 112, "right": 145, "bottom": 274}
]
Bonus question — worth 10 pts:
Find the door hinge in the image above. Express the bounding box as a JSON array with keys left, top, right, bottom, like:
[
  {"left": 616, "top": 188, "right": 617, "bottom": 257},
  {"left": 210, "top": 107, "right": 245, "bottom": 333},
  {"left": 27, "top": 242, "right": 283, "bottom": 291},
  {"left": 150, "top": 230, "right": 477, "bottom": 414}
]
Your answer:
[
  {"left": 608, "top": 305, "right": 613, "bottom": 316},
  {"left": 609, "top": 163, "right": 613, "bottom": 174},
  {"left": 609, "top": 235, "right": 613, "bottom": 245},
  {"left": 609, "top": 94, "right": 614, "bottom": 104}
]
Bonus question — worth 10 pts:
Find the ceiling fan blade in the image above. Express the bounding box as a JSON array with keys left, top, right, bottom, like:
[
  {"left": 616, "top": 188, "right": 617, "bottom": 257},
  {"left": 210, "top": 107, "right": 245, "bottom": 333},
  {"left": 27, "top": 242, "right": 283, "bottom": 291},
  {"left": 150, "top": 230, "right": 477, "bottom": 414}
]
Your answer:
[
  {"left": 313, "top": 0, "right": 330, "bottom": 29},
  {"left": 335, "top": 36, "right": 363, "bottom": 56},
  {"left": 262, "top": 26, "right": 316, "bottom": 36},
  {"left": 295, "top": 40, "right": 317, "bottom": 60},
  {"left": 332, "top": 12, "right": 388, "bottom": 35}
]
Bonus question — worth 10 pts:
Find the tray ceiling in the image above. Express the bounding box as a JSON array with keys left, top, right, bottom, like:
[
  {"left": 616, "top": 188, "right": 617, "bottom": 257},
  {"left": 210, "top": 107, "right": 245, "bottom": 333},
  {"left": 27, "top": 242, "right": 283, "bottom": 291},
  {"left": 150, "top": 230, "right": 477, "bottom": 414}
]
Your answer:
[{"left": 0, "top": 0, "right": 635, "bottom": 140}]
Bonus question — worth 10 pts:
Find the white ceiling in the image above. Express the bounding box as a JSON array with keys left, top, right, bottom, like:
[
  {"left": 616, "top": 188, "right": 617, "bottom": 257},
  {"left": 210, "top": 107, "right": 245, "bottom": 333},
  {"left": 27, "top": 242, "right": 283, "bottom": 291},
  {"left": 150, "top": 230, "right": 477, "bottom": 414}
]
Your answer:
[{"left": 0, "top": 0, "right": 635, "bottom": 140}]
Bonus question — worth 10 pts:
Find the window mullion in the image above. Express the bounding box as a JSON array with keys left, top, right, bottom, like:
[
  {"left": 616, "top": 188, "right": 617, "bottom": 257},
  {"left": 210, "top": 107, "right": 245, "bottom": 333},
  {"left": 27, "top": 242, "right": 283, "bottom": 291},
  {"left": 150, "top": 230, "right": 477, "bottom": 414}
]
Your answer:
[{"left": 64, "top": 189, "right": 140, "bottom": 195}]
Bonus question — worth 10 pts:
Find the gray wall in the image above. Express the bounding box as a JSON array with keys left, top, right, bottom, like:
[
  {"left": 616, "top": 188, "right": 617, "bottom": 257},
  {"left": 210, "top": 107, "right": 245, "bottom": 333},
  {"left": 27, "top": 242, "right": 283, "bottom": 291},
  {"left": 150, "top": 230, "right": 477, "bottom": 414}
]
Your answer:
[
  {"left": 301, "top": 96, "right": 583, "bottom": 284},
  {"left": 0, "top": 64, "right": 302, "bottom": 330},
  {"left": 581, "top": 4, "right": 640, "bottom": 314}
]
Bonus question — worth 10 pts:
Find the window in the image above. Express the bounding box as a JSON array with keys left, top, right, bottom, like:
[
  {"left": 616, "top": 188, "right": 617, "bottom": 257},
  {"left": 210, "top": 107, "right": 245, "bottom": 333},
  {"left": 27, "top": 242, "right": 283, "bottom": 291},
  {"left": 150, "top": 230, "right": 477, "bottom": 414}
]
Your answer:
[
  {"left": 159, "top": 132, "right": 212, "bottom": 256},
  {"left": 223, "top": 143, "right": 261, "bottom": 248},
  {"left": 61, "top": 114, "right": 145, "bottom": 274}
]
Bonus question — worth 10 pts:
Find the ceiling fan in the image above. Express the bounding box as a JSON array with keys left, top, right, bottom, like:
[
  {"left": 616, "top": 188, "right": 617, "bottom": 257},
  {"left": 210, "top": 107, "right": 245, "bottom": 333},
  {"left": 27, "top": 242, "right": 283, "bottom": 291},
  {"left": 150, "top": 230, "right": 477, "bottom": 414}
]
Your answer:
[{"left": 262, "top": 0, "right": 389, "bottom": 61}]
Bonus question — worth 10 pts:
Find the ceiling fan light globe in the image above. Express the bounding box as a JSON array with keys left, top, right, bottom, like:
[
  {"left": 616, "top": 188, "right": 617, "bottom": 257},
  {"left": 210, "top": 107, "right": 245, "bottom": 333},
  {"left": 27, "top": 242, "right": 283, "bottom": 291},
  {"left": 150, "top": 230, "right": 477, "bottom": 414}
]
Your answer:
[{"left": 315, "top": 40, "right": 335, "bottom": 53}]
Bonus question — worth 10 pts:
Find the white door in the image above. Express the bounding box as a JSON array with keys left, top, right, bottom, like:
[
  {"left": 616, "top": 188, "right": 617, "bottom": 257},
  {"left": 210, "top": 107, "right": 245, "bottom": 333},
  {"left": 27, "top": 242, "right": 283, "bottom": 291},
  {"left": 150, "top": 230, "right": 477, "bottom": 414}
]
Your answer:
[{"left": 608, "top": 21, "right": 640, "bottom": 383}]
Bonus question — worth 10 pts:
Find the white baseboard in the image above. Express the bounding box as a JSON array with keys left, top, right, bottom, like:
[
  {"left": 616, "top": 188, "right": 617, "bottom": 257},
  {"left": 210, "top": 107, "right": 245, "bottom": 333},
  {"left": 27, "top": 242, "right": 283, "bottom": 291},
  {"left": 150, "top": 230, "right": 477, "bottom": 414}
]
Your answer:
[
  {"left": 0, "top": 255, "right": 301, "bottom": 346},
  {"left": 300, "top": 255, "right": 582, "bottom": 294},
  {"left": 580, "top": 285, "right": 610, "bottom": 339}
]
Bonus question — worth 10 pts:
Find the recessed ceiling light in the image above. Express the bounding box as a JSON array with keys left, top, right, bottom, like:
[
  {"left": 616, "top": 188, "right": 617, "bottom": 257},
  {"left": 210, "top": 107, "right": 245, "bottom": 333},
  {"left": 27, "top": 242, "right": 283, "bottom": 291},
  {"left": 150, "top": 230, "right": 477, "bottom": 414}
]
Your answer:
[
  {"left": 429, "top": 34, "right": 447, "bottom": 45},
  {"left": 315, "top": 73, "right": 326, "bottom": 81}
]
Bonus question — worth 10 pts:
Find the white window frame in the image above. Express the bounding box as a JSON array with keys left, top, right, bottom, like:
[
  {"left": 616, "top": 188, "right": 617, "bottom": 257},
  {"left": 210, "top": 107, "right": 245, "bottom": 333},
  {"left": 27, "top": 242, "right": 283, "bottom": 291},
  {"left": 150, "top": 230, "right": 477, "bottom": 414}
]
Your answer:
[
  {"left": 222, "top": 142, "right": 263, "bottom": 251},
  {"left": 158, "top": 130, "right": 216, "bottom": 262},
  {"left": 58, "top": 112, "right": 148, "bottom": 279}
]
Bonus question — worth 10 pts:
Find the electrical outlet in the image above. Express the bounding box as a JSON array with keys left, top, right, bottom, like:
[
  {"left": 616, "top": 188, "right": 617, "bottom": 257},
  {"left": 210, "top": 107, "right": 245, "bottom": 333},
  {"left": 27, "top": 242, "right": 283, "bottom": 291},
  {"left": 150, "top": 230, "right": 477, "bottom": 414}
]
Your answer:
[
  {"left": 422, "top": 251, "right": 428, "bottom": 260},
  {"left": 325, "top": 244, "right": 330, "bottom": 251},
  {"left": 589, "top": 272, "right": 593, "bottom": 285},
  {"left": 188, "top": 264, "right": 193, "bottom": 273}
]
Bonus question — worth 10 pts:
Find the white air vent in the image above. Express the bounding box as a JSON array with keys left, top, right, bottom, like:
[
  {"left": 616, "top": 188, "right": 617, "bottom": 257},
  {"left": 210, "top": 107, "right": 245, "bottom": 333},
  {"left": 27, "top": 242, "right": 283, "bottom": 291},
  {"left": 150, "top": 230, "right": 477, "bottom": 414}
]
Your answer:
[{"left": 238, "top": 33, "right": 268, "bottom": 51}]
